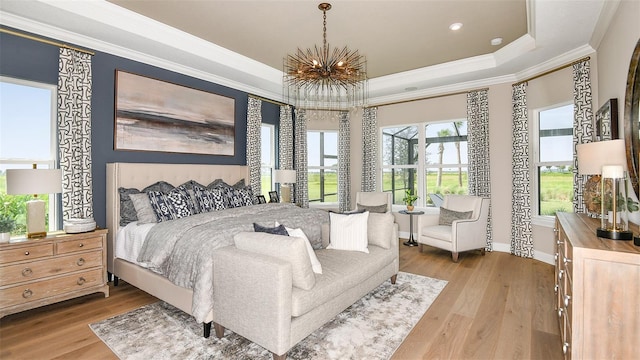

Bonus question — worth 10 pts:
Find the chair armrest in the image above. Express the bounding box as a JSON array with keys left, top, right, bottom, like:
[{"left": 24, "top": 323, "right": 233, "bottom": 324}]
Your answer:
[
  {"left": 452, "top": 218, "right": 487, "bottom": 251},
  {"left": 212, "top": 246, "right": 293, "bottom": 355}
]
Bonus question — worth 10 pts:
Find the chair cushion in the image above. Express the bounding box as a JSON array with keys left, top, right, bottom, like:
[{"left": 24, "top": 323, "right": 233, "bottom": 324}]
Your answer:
[
  {"left": 233, "top": 232, "right": 316, "bottom": 290},
  {"left": 439, "top": 207, "right": 473, "bottom": 225},
  {"left": 327, "top": 211, "right": 370, "bottom": 253},
  {"left": 420, "top": 225, "right": 453, "bottom": 242}
]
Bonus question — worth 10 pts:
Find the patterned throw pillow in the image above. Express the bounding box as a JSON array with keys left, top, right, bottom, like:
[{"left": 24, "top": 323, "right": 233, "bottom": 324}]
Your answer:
[
  {"left": 118, "top": 181, "right": 175, "bottom": 226},
  {"left": 193, "top": 186, "right": 226, "bottom": 213},
  {"left": 356, "top": 203, "right": 388, "bottom": 213},
  {"left": 253, "top": 223, "right": 289, "bottom": 236},
  {"left": 147, "top": 188, "right": 194, "bottom": 222},
  {"left": 438, "top": 207, "right": 473, "bottom": 226}
]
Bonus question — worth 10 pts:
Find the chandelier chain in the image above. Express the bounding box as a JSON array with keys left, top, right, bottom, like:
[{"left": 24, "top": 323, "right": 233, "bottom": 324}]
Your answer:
[{"left": 322, "top": 9, "right": 327, "bottom": 54}]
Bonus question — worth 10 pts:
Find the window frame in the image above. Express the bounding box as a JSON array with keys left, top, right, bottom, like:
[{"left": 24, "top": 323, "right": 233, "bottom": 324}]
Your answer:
[
  {"left": 0, "top": 76, "right": 60, "bottom": 231},
  {"left": 260, "top": 123, "right": 275, "bottom": 192},
  {"left": 307, "top": 130, "right": 338, "bottom": 204},
  {"left": 531, "top": 101, "right": 574, "bottom": 223}
]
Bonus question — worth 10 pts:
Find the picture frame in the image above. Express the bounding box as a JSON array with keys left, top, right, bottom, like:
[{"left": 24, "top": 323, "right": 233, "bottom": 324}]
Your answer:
[
  {"left": 114, "top": 70, "right": 236, "bottom": 155},
  {"left": 256, "top": 195, "right": 266, "bottom": 204},
  {"left": 268, "top": 191, "right": 279, "bottom": 203},
  {"left": 595, "top": 98, "right": 618, "bottom": 141}
]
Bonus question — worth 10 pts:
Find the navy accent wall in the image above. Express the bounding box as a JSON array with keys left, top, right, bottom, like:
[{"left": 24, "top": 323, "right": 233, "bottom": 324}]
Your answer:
[{"left": 1, "top": 28, "right": 281, "bottom": 228}]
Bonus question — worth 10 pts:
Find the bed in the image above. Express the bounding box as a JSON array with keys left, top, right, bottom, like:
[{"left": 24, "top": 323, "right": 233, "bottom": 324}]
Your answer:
[{"left": 105, "top": 162, "right": 328, "bottom": 336}]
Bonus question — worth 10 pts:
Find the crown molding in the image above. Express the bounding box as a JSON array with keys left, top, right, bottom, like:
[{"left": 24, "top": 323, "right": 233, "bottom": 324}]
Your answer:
[{"left": 513, "top": 44, "right": 596, "bottom": 82}]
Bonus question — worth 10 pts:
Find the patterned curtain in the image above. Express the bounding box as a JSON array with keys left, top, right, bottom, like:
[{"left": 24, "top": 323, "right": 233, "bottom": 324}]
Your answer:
[
  {"left": 467, "top": 89, "right": 493, "bottom": 249},
  {"left": 294, "top": 109, "right": 309, "bottom": 208},
  {"left": 279, "top": 105, "right": 294, "bottom": 170},
  {"left": 246, "top": 97, "right": 262, "bottom": 196},
  {"left": 338, "top": 111, "right": 351, "bottom": 212},
  {"left": 511, "top": 82, "right": 533, "bottom": 258},
  {"left": 57, "top": 48, "right": 93, "bottom": 219},
  {"left": 361, "top": 107, "right": 378, "bottom": 192},
  {"left": 572, "top": 60, "right": 594, "bottom": 213}
]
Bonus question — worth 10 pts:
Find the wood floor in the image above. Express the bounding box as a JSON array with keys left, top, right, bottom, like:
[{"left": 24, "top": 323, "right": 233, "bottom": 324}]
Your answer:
[{"left": 0, "top": 243, "right": 563, "bottom": 360}]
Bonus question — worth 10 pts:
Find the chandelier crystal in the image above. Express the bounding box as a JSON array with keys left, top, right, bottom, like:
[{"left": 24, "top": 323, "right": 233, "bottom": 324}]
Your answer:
[{"left": 284, "top": 3, "right": 368, "bottom": 111}]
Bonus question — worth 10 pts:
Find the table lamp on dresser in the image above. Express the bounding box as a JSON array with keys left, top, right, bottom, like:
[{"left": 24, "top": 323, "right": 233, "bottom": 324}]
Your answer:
[{"left": 6, "top": 165, "right": 62, "bottom": 238}]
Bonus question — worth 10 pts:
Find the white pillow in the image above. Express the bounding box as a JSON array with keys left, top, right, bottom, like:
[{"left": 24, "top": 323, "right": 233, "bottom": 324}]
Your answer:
[
  {"left": 327, "top": 211, "right": 370, "bottom": 253},
  {"left": 275, "top": 222, "right": 322, "bottom": 274}
]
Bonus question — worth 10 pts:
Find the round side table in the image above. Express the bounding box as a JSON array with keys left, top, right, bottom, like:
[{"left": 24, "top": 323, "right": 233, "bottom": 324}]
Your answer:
[{"left": 399, "top": 210, "right": 424, "bottom": 246}]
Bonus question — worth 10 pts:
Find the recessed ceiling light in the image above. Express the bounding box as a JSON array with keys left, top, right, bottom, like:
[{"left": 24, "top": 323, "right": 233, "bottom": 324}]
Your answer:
[
  {"left": 491, "top": 37, "right": 503, "bottom": 46},
  {"left": 449, "top": 23, "right": 463, "bottom": 31}
]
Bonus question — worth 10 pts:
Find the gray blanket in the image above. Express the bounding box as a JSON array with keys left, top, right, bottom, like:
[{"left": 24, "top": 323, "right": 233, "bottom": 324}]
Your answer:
[{"left": 137, "top": 203, "right": 329, "bottom": 322}]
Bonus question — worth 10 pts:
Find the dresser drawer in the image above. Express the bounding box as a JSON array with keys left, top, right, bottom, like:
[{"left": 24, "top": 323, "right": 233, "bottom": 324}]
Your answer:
[
  {"left": 0, "top": 268, "right": 103, "bottom": 308},
  {"left": 0, "top": 250, "right": 102, "bottom": 287},
  {"left": 0, "top": 243, "right": 53, "bottom": 264},
  {"left": 56, "top": 236, "right": 102, "bottom": 255}
]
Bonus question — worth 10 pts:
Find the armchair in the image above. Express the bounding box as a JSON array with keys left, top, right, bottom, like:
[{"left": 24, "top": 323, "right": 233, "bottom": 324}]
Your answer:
[{"left": 416, "top": 195, "right": 490, "bottom": 262}]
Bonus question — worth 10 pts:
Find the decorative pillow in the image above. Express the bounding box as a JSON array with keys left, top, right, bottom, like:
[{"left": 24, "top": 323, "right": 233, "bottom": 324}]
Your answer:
[
  {"left": 147, "top": 188, "right": 194, "bottom": 222},
  {"left": 142, "top": 181, "right": 175, "bottom": 194},
  {"left": 276, "top": 222, "right": 322, "bottom": 274},
  {"left": 367, "top": 212, "right": 394, "bottom": 249},
  {"left": 177, "top": 181, "right": 207, "bottom": 213},
  {"left": 207, "top": 179, "right": 231, "bottom": 189},
  {"left": 128, "top": 193, "right": 158, "bottom": 224},
  {"left": 193, "top": 186, "right": 226, "bottom": 213},
  {"left": 253, "top": 223, "right": 289, "bottom": 236},
  {"left": 356, "top": 203, "right": 388, "bottom": 214},
  {"left": 233, "top": 179, "right": 246, "bottom": 189},
  {"left": 234, "top": 232, "right": 316, "bottom": 290},
  {"left": 118, "top": 187, "right": 141, "bottom": 226},
  {"left": 439, "top": 207, "right": 473, "bottom": 226},
  {"left": 327, "top": 211, "right": 370, "bottom": 253}
]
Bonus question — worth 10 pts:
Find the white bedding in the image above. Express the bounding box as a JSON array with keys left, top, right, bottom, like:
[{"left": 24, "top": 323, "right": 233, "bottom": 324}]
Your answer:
[{"left": 115, "top": 222, "right": 155, "bottom": 268}]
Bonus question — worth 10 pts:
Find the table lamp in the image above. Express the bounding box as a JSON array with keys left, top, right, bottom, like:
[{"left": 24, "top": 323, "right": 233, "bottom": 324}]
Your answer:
[
  {"left": 6, "top": 165, "right": 62, "bottom": 238},
  {"left": 273, "top": 169, "right": 296, "bottom": 203},
  {"left": 576, "top": 139, "right": 632, "bottom": 240}
]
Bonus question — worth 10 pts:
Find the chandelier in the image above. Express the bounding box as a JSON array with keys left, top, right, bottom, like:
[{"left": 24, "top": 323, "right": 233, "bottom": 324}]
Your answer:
[{"left": 283, "top": 2, "right": 368, "bottom": 111}]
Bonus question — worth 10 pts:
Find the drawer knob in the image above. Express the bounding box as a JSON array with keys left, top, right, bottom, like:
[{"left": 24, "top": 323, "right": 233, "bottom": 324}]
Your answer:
[
  {"left": 564, "top": 295, "right": 571, "bottom": 307},
  {"left": 21, "top": 268, "right": 33, "bottom": 277},
  {"left": 22, "top": 289, "right": 33, "bottom": 298},
  {"left": 78, "top": 243, "right": 84, "bottom": 248},
  {"left": 24, "top": 251, "right": 30, "bottom": 256},
  {"left": 77, "top": 277, "right": 86, "bottom": 285},
  {"left": 562, "top": 342, "right": 570, "bottom": 354},
  {"left": 76, "top": 258, "right": 85, "bottom": 266}
]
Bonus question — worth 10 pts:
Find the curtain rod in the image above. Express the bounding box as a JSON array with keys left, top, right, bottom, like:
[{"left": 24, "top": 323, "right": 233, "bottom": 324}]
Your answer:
[
  {"left": 249, "top": 94, "right": 288, "bottom": 107},
  {"left": 513, "top": 56, "right": 591, "bottom": 86},
  {"left": 0, "top": 28, "right": 95, "bottom": 56},
  {"left": 375, "top": 88, "right": 489, "bottom": 108}
]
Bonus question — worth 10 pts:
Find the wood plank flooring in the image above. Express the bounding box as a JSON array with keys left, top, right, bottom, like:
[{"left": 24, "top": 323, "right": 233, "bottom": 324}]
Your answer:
[{"left": 0, "top": 243, "right": 562, "bottom": 359}]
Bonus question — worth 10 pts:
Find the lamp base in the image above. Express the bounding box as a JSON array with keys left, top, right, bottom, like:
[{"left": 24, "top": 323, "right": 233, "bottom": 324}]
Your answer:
[
  {"left": 26, "top": 199, "right": 47, "bottom": 239},
  {"left": 597, "top": 228, "right": 633, "bottom": 240}
]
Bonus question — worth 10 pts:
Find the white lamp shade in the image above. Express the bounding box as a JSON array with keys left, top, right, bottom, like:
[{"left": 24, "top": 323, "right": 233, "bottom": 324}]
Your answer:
[
  {"left": 6, "top": 169, "right": 63, "bottom": 195},
  {"left": 576, "top": 139, "right": 627, "bottom": 175},
  {"left": 273, "top": 169, "right": 297, "bottom": 184}
]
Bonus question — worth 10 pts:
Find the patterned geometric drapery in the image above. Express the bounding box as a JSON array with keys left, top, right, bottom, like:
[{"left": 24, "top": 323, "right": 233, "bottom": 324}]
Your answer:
[
  {"left": 246, "top": 97, "right": 262, "bottom": 196},
  {"left": 294, "top": 109, "right": 309, "bottom": 208},
  {"left": 467, "top": 89, "right": 493, "bottom": 249},
  {"left": 57, "top": 48, "right": 93, "bottom": 219},
  {"left": 338, "top": 111, "right": 351, "bottom": 212},
  {"left": 279, "top": 105, "right": 294, "bottom": 170},
  {"left": 510, "top": 82, "right": 533, "bottom": 258},
  {"left": 572, "top": 59, "right": 594, "bottom": 214},
  {"left": 361, "top": 107, "right": 378, "bottom": 192}
]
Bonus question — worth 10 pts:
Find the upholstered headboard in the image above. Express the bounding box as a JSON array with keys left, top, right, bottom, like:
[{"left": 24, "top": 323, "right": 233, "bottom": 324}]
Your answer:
[{"left": 105, "top": 162, "right": 249, "bottom": 273}]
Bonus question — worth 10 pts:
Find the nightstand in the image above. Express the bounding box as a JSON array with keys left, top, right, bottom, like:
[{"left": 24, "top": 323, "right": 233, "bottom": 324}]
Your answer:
[{"left": 0, "top": 229, "right": 109, "bottom": 318}]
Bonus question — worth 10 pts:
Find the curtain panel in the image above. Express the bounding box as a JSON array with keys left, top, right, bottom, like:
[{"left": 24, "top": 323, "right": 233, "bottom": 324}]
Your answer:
[
  {"left": 572, "top": 60, "right": 594, "bottom": 213},
  {"left": 466, "top": 89, "right": 493, "bottom": 249},
  {"left": 361, "top": 107, "right": 378, "bottom": 192},
  {"left": 338, "top": 111, "right": 351, "bottom": 212},
  {"left": 294, "top": 109, "right": 309, "bottom": 208},
  {"left": 510, "top": 82, "right": 533, "bottom": 258},
  {"left": 246, "top": 97, "right": 262, "bottom": 197},
  {"left": 279, "top": 105, "right": 294, "bottom": 170},
  {"left": 57, "top": 48, "right": 93, "bottom": 219}
]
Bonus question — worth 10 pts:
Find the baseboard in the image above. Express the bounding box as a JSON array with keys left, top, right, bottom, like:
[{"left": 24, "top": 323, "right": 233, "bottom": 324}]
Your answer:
[{"left": 400, "top": 234, "right": 555, "bottom": 265}]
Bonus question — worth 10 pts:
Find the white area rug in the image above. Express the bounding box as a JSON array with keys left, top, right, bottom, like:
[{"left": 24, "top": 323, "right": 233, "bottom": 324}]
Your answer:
[{"left": 90, "top": 272, "right": 447, "bottom": 360}]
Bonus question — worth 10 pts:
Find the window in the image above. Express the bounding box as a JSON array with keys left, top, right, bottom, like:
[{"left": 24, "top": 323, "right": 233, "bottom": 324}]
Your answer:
[
  {"left": 381, "top": 120, "right": 468, "bottom": 207},
  {"left": 0, "top": 77, "right": 58, "bottom": 234},
  {"left": 534, "top": 104, "right": 574, "bottom": 216},
  {"left": 260, "top": 124, "right": 275, "bottom": 191},
  {"left": 308, "top": 131, "right": 338, "bottom": 203}
]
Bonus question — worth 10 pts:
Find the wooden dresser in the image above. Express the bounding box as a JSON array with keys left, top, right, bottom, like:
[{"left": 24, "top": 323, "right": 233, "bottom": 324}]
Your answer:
[
  {"left": 0, "top": 229, "right": 109, "bottom": 318},
  {"left": 554, "top": 212, "right": 640, "bottom": 359}
]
